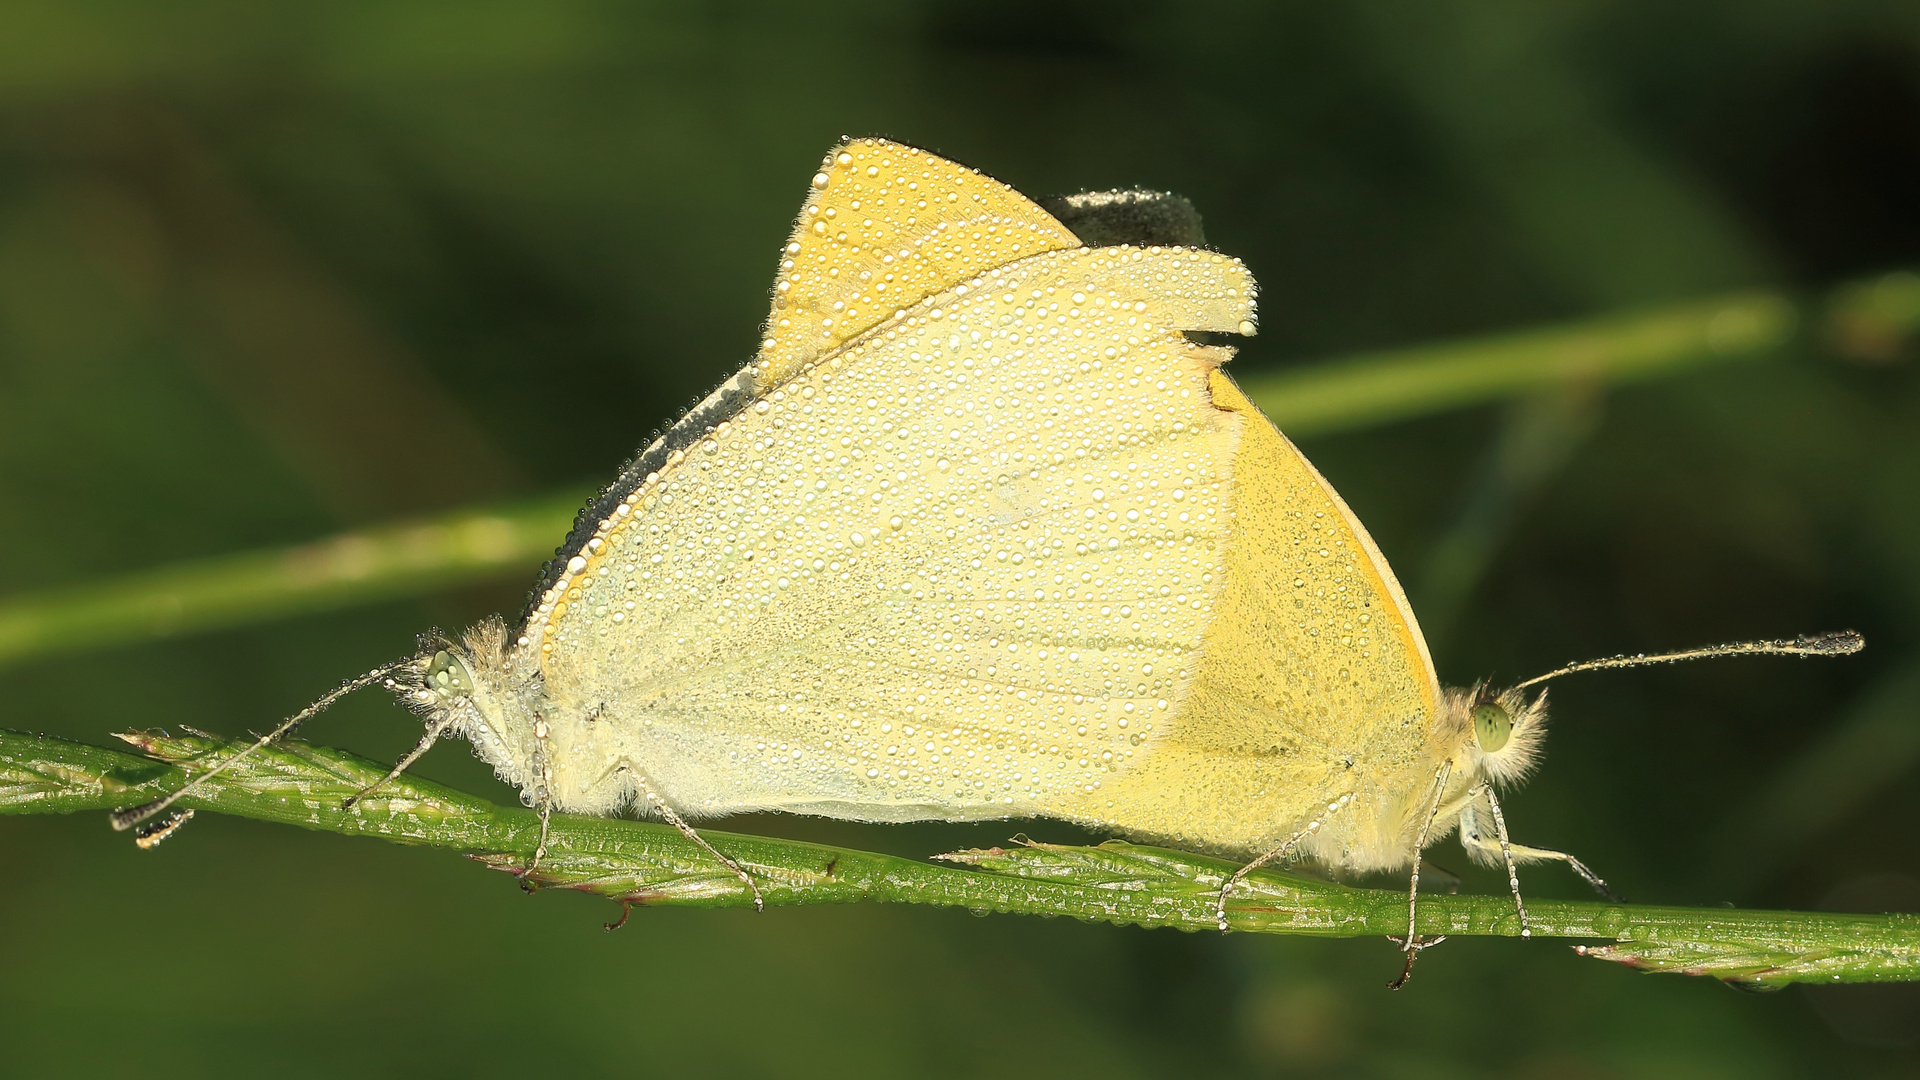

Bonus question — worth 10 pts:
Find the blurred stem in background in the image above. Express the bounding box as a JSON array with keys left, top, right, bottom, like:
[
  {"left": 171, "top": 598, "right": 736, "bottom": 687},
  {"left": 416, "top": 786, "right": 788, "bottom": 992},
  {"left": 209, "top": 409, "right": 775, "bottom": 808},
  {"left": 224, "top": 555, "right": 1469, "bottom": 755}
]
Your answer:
[
  {"left": 1307, "top": 17, "right": 1852, "bottom": 641},
  {"left": 1411, "top": 382, "right": 1604, "bottom": 643},
  {"left": 1354, "top": 0, "right": 1766, "bottom": 305},
  {"left": 1353, "top": 7, "right": 1767, "bottom": 651},
  {"left": 0, "top": 490, "right": 588, "bottom": 666},
  {"left": 1710, "top": 654, "right": 1920, "bottom": 893},
  {"left": 7, "top": 271, "right": 1917, "bottom": 670}
]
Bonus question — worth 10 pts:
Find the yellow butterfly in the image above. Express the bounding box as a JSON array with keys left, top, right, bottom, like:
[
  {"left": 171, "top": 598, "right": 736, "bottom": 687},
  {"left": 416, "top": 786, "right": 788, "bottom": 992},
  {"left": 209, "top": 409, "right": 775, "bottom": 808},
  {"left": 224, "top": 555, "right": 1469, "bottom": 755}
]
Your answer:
[{"left": 119, "top": 138, "right": 1857, "bottom": 982}]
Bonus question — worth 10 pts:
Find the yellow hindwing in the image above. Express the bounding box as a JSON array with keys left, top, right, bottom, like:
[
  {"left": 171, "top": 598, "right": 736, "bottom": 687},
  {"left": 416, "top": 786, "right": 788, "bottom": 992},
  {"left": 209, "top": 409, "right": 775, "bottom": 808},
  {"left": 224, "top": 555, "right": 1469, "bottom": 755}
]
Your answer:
[{"left": 1067, "top": 370, "right": 1440, "bottom": 854}]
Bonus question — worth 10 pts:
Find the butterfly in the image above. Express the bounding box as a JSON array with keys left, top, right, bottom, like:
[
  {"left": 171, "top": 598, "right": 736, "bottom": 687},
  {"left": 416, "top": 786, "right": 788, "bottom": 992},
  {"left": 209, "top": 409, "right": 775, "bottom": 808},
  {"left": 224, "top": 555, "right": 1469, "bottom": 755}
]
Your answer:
[{"left": 118, "top": 137, "right": 1857, "bottom": 987}]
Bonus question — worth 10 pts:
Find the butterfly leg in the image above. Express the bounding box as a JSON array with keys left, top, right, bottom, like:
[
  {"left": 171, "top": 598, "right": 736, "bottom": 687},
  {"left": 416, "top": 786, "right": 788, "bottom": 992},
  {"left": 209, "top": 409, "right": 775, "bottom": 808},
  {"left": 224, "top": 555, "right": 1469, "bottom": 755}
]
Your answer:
[
  {"left": 1215, "top": 793, "right": 1355, "bottom": 931},
  {"left": 1383, "top": 933, "right": 1447, "bottom": 991},
  {"left": 1468, "top": 834, "right": 1618, "bottom": 901},
  {"left": 529, "top": 795, "right": 554, "bottom": 880},
  {"left": 1388, "top": 760, "right": 1455, "bottom": 989},
  {"left": 343, "top": 711, "right": 459, "bottom": 809},
  {"left": 1458, "top": 794, "right": 1620, "bottom": 905},
  {"left": 515, "top": 717, "right": 556, "bottom": 885},
  {"left": 1528, "top": 848, "right": 1618, "bottom": 902},
  {"left": 630, "top": 771, "right": 765, "bottom": 913},
  {"left": 1462, "top": 784, "right": 1529, "bottom": 938}
]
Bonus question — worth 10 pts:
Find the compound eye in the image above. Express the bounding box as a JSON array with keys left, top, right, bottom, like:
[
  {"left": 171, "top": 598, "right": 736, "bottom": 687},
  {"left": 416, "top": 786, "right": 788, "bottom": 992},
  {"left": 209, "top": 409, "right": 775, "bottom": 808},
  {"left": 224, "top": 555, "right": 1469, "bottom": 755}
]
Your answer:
[
  {"left": 1472, "top": 702, "right": 1511, "bottom": 753},
  {"left": 425, "top": 649, "right": 475, "bottom": 697}
]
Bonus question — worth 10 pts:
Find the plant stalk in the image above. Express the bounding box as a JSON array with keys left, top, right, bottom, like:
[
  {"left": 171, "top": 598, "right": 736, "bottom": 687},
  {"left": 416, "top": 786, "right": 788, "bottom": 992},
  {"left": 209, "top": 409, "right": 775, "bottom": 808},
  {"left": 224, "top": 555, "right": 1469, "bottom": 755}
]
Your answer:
[{"left": 3, "top": 729, "right": 1913, "bottom": 989}]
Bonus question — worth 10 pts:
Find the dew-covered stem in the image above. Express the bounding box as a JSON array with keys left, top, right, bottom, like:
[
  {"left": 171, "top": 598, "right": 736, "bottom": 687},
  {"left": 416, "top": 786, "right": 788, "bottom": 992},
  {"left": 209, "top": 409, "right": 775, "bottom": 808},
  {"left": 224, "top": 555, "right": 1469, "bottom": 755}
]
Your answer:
[{"left": 2, "top": 728, "right": 1913, "bottom": 989}]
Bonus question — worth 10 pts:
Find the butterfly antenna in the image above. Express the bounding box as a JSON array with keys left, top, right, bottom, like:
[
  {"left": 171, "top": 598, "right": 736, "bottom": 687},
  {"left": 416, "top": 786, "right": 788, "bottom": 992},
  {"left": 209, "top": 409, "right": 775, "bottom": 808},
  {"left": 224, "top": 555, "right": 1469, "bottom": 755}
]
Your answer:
[
  {"left": 1514, "top": 631, "right": 1863, "bottom": 690},
  {"left": 109, "top": 660, "right": 408, "bottom": 832}
]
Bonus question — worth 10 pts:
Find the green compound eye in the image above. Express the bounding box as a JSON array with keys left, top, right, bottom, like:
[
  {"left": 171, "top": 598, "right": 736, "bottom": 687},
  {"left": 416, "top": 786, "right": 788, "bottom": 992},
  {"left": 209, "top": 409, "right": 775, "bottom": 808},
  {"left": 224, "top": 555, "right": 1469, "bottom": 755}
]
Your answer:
[
  {"left": 1472, "top": 702, "right": 1512, "bottom": 753},
  {"left": 425, "top": 650, "right": 474, "bottom": 697}
]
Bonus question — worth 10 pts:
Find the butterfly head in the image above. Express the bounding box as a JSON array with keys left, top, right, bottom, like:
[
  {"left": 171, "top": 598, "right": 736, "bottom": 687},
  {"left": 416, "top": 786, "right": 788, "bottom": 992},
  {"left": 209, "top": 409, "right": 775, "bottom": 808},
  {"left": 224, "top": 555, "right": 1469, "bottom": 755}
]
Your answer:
[
  {"left": 1446, "top": 682, "right": 1548, "bottom": 788},
  {"left": 383, "top": 618, "right": 535, "bottom": 780}
]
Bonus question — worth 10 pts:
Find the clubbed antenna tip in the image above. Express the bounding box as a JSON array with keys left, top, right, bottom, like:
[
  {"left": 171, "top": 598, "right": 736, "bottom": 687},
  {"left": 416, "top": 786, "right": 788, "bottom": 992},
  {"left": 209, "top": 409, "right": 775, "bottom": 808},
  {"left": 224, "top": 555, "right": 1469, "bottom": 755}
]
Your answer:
[{"left": 1516, "top": 630, "right": 1865, "bottom": 690}]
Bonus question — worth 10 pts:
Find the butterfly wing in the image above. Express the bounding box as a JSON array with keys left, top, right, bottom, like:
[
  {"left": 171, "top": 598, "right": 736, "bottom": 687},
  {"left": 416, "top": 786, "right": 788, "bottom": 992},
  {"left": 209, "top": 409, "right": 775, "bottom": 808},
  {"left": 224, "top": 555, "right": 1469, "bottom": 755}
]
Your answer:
[
  {"left": 757, "top": 138, "right": 1085, "bottom": 387},
  {"left": 530, "top": 243, "right": 1258, "bottom": 820},
  {"left": 521, "top": 140, "right": 1086, "bottom": 621},
  {"left": 516, "top": 138, "right": 1431, "bottom": 852},
  {"left": 1075, "top": 372, "right": 1442, "bottom": 855}
]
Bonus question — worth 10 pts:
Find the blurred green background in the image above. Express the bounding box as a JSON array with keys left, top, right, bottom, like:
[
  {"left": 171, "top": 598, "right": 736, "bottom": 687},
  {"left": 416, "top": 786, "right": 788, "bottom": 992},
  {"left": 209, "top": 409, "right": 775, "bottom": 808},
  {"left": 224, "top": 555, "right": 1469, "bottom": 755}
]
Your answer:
[{"left": 3, "top": 1, "right": 1920, "bottom": 1076}]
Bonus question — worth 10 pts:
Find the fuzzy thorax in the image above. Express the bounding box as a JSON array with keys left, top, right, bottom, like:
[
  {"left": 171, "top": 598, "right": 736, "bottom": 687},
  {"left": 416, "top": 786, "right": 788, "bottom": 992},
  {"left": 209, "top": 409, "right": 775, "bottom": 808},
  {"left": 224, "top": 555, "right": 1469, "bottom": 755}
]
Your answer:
[{"left": 385, "top": 618, "right": 550, "bottom": 809}]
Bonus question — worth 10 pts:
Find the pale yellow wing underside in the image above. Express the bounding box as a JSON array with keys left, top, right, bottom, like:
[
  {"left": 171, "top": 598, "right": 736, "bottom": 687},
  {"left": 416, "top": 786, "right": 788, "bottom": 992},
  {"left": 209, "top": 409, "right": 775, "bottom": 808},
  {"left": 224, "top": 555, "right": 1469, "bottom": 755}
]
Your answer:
[
  {"left": 1077, "top": 372, "right": 1441, "bottom": 854},
  {"left": 532, "top": 245, "right": 1256, "bottom": 819},
  {"left": 754, "top": 138, "right": 1084, "bottom": 388},
  {"left": 511, "top": 138, "right": 1435, "bottom": 854}
]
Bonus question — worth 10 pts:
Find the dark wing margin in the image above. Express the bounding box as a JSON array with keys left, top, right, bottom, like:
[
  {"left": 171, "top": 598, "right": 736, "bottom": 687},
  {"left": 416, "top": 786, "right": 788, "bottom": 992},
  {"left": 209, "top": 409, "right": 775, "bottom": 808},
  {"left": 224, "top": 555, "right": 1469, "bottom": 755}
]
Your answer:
[
  {"left": 1037, "top": 190, "right": 1207, "bottom": 249},
  {"left": 515, "top": 365, "right": 760, "bottom": 632}
]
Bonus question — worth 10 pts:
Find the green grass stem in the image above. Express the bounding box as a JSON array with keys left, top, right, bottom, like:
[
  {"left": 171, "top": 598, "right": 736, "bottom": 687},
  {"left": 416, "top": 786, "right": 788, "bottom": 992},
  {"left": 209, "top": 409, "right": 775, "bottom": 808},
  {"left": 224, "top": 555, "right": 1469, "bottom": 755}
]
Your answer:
[{"left": 3, "top": 729, "right": 1913, "bottom": 989}]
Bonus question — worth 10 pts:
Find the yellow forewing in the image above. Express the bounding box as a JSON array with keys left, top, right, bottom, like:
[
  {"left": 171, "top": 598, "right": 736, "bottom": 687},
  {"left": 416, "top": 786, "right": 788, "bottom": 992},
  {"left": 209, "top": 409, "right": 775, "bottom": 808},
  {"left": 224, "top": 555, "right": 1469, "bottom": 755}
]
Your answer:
[{"left": 755, "top": 138, "right": 1084, "bottom": 388}]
